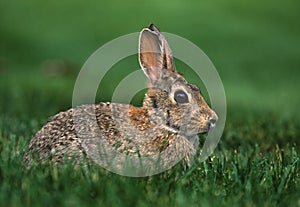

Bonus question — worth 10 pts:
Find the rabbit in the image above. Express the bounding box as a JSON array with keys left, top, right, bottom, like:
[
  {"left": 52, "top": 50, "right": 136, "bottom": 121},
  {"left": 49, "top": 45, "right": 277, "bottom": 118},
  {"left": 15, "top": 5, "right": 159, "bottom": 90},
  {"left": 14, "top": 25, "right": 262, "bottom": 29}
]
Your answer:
[{"left": 23, "top": 24, "right": 218, "bottom": 173}]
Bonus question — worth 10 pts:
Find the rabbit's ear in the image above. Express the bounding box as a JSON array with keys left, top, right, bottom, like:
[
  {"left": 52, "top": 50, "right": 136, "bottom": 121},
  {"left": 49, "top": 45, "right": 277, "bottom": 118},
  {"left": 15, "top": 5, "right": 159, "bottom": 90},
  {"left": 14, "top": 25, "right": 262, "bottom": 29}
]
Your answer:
[
  {"left": 148, "top": 24, "right": 176, "bottom": 73},
  {"left": 139, "top": 24, "right": 175, "bottom": 83}
]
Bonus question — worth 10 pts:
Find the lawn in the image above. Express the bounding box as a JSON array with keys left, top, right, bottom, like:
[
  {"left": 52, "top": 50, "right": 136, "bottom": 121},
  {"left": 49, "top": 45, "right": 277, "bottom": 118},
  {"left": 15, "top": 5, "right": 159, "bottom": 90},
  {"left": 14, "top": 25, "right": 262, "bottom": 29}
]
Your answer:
[{"left": 0, "top": 0, "right": 300, "bottom": 206}]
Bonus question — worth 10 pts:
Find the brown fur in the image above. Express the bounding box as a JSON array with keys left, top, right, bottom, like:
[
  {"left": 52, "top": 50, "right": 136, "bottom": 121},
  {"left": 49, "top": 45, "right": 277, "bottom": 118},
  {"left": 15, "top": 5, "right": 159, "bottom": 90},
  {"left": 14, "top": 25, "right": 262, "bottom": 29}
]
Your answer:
[{"left": 23, "top": 24, "right": 218, "bottom": 170}]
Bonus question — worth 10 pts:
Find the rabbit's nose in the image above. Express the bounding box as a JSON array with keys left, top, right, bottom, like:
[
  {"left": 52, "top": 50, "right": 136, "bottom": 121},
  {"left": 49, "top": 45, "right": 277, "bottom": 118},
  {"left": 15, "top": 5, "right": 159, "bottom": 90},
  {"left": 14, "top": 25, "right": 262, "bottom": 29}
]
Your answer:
[
  {"left": 208, "top": 112, "right": 218, "bottom": 129},
  {"left": 209, "top": 118, "right": 217, "bottom": 128}
]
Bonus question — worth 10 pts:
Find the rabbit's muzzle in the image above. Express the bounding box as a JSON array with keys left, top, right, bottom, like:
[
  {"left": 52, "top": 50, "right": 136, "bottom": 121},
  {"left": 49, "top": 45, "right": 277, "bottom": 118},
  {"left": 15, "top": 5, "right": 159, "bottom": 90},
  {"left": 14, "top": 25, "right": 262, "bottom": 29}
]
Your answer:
[{"left": 204, "top": 111, "right": 218, "bottom": 132}]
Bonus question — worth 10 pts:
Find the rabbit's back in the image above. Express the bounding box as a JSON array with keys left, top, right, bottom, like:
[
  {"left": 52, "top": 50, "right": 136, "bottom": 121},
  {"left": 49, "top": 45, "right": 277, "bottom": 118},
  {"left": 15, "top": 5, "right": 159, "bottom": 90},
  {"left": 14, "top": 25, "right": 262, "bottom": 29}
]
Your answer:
[
  {"left": 23, "top": 103, "right": 116, "bottom": 166},
  {"left": 23, "top": 107, "right": 83, "bottom": 167}
]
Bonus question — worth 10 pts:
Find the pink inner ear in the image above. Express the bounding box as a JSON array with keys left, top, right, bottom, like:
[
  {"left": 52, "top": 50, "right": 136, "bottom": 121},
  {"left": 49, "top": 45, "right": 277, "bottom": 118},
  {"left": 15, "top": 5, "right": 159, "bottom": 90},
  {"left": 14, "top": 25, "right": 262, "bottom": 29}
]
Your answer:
[
  {"left": 139, "top": 26, "right": 176, "bottom": 83},
  {"left": 147, "top": 67, "right": 161, "bottom": 83},
  {"left": 139, "top": 29, "right": 164, "bottom": 83},
  {"left": 140, "top": 52, "right": 162, "bottom": 82},
  {"left": 142, "top": 50, "right": 162, "bottom": 69}
]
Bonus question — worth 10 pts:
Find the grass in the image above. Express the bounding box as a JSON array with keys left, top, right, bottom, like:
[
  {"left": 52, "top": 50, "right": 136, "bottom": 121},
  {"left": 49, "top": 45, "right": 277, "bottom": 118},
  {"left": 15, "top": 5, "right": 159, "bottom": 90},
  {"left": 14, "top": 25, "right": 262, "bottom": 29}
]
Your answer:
[
  {"left": 0, "top": 112, "right": 299, "bottom": 207},
  {"left": 1, "top": 0, "right": 300, "bottom": 206},
  {"left": 0, "top": 70, "right": 299, "bottom": 206}
]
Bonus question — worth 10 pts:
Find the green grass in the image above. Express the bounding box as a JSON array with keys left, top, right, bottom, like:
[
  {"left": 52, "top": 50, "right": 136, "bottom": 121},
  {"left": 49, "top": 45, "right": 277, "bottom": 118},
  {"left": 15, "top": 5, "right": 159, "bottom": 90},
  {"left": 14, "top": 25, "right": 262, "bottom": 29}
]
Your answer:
[
  {"left": 0, "top": 113, "right": 299, "bottom": 207},
  {"left": 1, "top": 0, "right": 300, "bottom": 206}
]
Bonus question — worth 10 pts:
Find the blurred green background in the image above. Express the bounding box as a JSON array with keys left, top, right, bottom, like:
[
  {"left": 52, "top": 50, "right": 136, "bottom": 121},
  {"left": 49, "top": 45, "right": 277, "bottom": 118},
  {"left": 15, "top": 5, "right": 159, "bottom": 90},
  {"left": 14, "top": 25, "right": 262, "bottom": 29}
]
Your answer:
[
  {"left": 1, "top": 0, "right": 299, "bottom": 120},
  {"left": 0, "top": 1, "right": 300, "bottom": 206}
]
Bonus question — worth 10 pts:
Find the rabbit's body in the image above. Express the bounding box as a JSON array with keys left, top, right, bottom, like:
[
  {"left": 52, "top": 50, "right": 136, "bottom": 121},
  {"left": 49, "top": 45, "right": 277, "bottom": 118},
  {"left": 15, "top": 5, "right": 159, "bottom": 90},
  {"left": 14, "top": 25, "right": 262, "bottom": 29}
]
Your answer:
[
  {"left": 24, "top": 102, "right": 197, "bottom": 168},
  {"left": 23, "top": 24, "right": 218, "bottom": 170}
]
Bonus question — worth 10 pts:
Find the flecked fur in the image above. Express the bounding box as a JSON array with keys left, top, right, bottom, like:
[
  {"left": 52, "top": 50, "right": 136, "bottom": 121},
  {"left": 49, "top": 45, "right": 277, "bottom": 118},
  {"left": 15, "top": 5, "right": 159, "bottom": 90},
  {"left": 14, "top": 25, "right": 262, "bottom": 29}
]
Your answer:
[{"left": 23, "top": 24, "right": 218, "bottom": 170}]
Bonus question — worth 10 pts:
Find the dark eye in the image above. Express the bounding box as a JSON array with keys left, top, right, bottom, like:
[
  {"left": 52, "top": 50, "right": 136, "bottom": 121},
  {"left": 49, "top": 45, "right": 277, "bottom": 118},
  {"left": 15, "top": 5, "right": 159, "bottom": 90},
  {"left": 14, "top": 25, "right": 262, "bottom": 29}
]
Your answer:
[{"left": 174, "top": 90, "right": 189, "bottom": 104}]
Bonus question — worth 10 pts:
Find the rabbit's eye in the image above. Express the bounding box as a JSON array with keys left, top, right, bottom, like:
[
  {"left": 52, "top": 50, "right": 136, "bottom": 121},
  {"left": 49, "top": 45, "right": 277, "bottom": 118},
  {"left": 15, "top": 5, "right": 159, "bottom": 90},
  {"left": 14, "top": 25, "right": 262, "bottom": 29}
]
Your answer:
[{"left": 174, "top": 90, "right": 189, "bottom": 104}]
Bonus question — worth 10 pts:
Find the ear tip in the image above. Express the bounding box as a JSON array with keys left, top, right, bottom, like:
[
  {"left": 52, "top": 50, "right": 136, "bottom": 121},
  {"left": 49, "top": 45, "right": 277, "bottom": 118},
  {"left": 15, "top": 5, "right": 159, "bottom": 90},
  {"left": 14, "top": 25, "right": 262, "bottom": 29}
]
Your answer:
[{"left": 148, "top": 23, "right": 160, "bottom": 32}]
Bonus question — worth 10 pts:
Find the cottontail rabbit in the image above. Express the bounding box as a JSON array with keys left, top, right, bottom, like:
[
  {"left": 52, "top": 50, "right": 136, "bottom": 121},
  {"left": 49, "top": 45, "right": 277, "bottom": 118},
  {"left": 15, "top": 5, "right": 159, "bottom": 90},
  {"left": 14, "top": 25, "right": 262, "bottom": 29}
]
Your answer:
[{"left": 23, "top": 24, "right": 218, "bottom": 173}]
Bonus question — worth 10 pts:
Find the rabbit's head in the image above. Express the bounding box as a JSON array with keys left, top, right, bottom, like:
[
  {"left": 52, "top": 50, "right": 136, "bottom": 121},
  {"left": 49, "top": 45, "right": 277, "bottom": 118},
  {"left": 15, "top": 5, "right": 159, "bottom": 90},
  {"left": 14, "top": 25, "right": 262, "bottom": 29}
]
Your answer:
[{"left": 139, "top": 24, "right": 218, "bottom": 137}]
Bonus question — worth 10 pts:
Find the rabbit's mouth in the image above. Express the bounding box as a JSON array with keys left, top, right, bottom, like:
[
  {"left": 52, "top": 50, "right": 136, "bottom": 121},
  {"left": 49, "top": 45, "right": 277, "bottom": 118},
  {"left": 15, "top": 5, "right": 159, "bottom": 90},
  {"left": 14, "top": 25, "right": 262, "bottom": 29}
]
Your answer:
[
  {"left": 198, "top": 129, "right": 210, "bottom": 135},
  {"left": 199, "top": 118, "right": 217, "bottom": 134},
  {"left": 190, "top": 120, "right": 217, "bottom": 136},
  {"left": 197, "top": 128, "right": 211, "bottom": 136}
]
